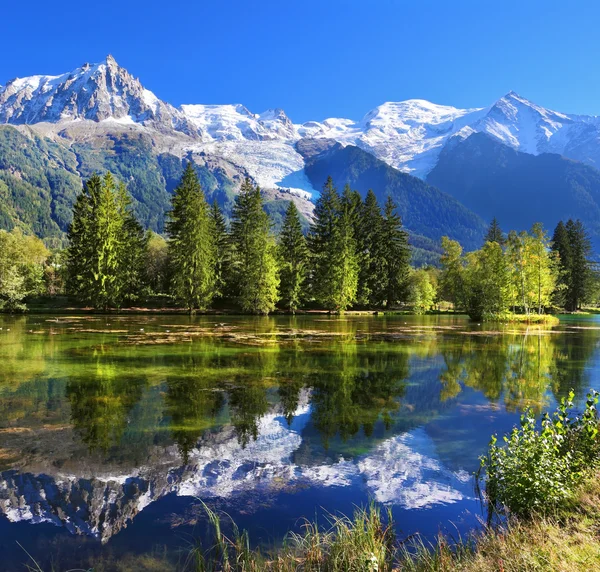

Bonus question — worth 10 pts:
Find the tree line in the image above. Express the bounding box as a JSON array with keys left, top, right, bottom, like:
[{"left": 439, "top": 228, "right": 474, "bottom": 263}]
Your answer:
[
  {"left": 439, "top": 217, "right": 595, "bottom": 320},
  {"left": 0, "top": 164, "right": 597, "bottom": 317},
  {"left": 61, "top": 165, "right": 412, "bottom": 314}
]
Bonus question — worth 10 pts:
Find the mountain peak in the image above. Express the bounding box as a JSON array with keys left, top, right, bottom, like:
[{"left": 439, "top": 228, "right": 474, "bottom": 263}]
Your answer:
[{"left": 0, "top": 57, "right": 194, "bottom": 133}]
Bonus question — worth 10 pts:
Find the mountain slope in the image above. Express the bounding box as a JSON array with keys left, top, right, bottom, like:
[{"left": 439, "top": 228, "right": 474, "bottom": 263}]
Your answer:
[
  {"left": 298, "top": 139, "right": 487, "bottom": 253},
  {"left": 427, "top": 132, "right": 600, "bottom": 249}
]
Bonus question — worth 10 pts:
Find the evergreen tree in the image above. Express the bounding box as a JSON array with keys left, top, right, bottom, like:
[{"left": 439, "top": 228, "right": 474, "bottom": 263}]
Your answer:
[
  {"left": 380, "top": 196, "right": 410, "bottom": 307},
  {"left": 166, "top": 163, "right": 216, "bottom": 312},
  {"left": 356, "top": 190, "right": 386, "bottom": 307},
  {"left": 66, "top": 173, "right": 142, "bottom": 309},
  {"left": 118, "top": 182, "right": 147, "bottom": 303},
  {"left": 209, "top": 199, "right": 231, "bottom": 300},
  {"left": 309, "top": 177, "right": 358, "bottom": 312},
  {"left": 565, "top": 219, "right": 592, "bottom": 311},
  {"left": 485, "top": 217, "right": 505, "bottom": 245},
  {"left": 230, "top": 178, "right": 279, "bottom": 314},
  {"left": 551, "top": 221, "right": 571, "bottom": 308},
  {"left": 310, "top": 176, "right": 341, "bottom": 303},
  {"left": 66, "top": 174, "right": 99, "bottom": 300},
  {"left": 278, "top": 201, "right": 309, "bottom": 312}
]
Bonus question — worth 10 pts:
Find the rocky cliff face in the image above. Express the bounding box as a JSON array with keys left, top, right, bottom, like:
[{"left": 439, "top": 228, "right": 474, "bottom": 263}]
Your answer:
[{"left": 0, "top": 55, "right": 196, "bottom": 135}]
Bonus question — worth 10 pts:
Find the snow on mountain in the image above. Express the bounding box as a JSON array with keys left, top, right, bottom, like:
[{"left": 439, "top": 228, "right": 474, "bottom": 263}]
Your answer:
[
  {"left": 4, "top": 56, "right": 600, "bottom": 194},
  {"left": 0, "top": 404, "right": 472, "bottom": 542},
  {"left": 0, "top": 55, "right": 194, "bottom": 134}
]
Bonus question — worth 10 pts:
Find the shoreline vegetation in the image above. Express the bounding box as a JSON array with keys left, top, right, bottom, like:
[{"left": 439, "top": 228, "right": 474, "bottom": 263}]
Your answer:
[
  {"left": 1, "top": 167, "right": 598, "bottom": 321},
  {"left": 16, "top": 298, "right": 562, "bottom": 325}
]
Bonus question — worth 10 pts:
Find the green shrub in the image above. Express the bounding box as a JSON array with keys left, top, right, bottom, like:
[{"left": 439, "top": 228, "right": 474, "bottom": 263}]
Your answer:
[{"left": 479, "top": 390, "right": 600, "bottom": 519}]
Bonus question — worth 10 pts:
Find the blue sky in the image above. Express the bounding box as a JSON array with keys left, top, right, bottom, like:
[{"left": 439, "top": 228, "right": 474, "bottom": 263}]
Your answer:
[{"left": 3, "top": 0, "right": 600, "bottom": 123}]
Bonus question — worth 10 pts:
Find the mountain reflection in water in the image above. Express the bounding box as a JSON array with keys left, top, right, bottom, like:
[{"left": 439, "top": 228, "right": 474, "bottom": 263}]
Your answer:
[{"left": 0, "top": 314, "right": 598, "bottom": 565}]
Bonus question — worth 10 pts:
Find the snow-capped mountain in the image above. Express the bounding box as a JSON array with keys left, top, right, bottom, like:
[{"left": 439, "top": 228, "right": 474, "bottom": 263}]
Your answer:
[
  {"left": 0, "top": 55, "right": 194, "bottom": 134},
  {"left": 3, "top": 55, "right": 600, "bottom": 192},
  {"left": 0, "top": 406, "right": 471, "bottom": 543}
]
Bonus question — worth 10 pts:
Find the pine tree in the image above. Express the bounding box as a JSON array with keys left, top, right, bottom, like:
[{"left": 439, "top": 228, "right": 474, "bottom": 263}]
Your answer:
[
  {"left": 566, "top": 219, "right": 592, "bottom": 311},
  {"left": 309, "top": 176, "right": 341, "bottom": 304},
  {"left": 551, "top": 220, "right": 572, "bottom": 308},
  {"left": 278, "top": 201, "right": 309, "bottom": 312},
  {"left": 309, "top": 177, "right": 358, "bottom": 312},
  {"left": 485, "top": 217, "right": 505, "bottom": 245},
  {"left": 66, "top": 173, "right": 142, "bottom": 309},
  {"left": 209, "top": 199, "right": 231, "bottom": 300},
  {"left": 356, "top": 190, "right": 386, "bottom": 307},
  {"left": 166, "top": 163, "right": 216, "bottom": 312},
  {"left": 118, "top": 182, "right": 147, "bottom": 303},
  {"left": 230, "top": 178, "right": 279, "bottom": 314},
  {"left": 381, "top": 196, "right": 410, "bottom": 307},
  {"left": 66, "top": 174, "right": 98, "bottom": 300}
]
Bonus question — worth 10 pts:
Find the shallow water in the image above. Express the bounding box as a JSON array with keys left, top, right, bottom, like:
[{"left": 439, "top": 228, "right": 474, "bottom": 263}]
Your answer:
[{"left": 0, "top": 313, "right": 598, "bottom": 569}]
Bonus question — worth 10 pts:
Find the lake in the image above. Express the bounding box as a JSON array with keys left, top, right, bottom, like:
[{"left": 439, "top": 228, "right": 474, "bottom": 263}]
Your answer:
[{"left": 0, "top": 313, "right": 598, "bottom": 570}]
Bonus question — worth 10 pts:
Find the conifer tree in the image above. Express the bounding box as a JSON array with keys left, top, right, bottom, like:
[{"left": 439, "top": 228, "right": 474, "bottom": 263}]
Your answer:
[
  {"left": 356, "top": 190, "right": 386, "bottom": 307},
  {"left": 310, "top": 177, "right": 359, "bottom": 312},
  {"left": 566, "top": 219, "right": 592, "bottom": 311},
  {"left": 230, "top": 178, "right": 279, "bottom": 314},
  {"left": 166, "top": 163, "right": 216, "bottom": 312},
  {"left": 209, "top": 199, "right": 231, "bottom": 300},
  {"left": 118, "top": 182, "right": 147, "bottom": 303},
  {"left": 278, "top": 201, "right": 308, "bottom": 312},
  {"left": 552, "top": 220, "right": 572, "bottom": 307},
  {"left": 485, "top": 217, "right": 505, "bottom": 245},
  {"left": 66, "top": 173, "right": 142, "bottom": 309},
  {"left": 310, "top": 176, "right": 341, "bottom": 303},
  {"left": 66, "top": 174, "right": 99, "bottom": 300},
  {"left": 380, "top": 196, "right": 410, "bottom": 307}
]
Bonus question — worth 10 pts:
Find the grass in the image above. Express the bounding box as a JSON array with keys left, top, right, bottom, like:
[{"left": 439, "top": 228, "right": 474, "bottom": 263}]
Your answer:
[
  {"left": 17, "top": 475, "right": 600, "bottom": 571},
  {"left": 182, "top": 479, "right": 600, "bottom": 572}
]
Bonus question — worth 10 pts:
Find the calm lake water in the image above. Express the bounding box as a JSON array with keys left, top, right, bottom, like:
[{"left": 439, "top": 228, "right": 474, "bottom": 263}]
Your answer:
[{"left": 0, "top": 313, "right": 599, "bottom": 570}]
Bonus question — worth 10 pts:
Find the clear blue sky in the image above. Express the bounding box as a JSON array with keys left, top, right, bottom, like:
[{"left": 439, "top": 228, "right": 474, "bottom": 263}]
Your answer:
[{"left": 3, "top": 0, "right": 600, "bottom": 123}]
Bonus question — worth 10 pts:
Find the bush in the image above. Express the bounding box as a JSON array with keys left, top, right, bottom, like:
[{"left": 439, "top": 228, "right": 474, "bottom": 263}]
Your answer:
[{"left": 479, "top": 390, "right": 600, "bottom": 518}]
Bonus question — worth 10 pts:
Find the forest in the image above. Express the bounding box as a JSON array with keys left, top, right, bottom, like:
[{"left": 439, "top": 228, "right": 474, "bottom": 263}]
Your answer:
[{"left": 0, "top": 163, "right": 597, "bottom": 317}]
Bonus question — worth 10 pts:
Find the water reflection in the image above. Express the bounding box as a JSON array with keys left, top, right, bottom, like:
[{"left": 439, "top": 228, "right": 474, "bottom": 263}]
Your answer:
[{"left": 0, "top": 315, "right": 599, "bottom": 561}]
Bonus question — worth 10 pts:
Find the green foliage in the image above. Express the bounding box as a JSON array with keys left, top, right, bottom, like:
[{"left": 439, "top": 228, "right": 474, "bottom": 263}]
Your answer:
[
  {"left": 355, "top": 190, "right": 386, "bottom": 306},
  {"left": 479, "top": 390, "right": 600, "bottom": 518},
  {"left": 381, "top": 195, "right": 411, "bottom": 306},
  {"left": 440, "top": 223, "right": 560, "bottom": 321},
  {"left": 230, "top": 179, "right": 279, "bottom": 314},
  {"left": 65, "top": 173, "right": 146, "bottom": 309},
  {"left": 277, "top": 201, "right": 309, "bottom": 312},
  {"left": 144, "top": 231, "right": 169, "bottom": 295},
  {"left": 552, "top": 219, "right": 593, "bottom": 311},
  {"left": 0, "top": 126, "right": 81, "bottom": 237},
  {"left": 464, "top": 241, "right": 511, "bottom": 321},
  {"left": 440, "top": 237, "right": 465, "bottom": 310},
  {"left": 407, "top": 268, "right": 437, "bottom": 314},
  {"left": 310, "top": 177, "right": 359, "bottom": 312},
  {"left": 166, "top": 163, "right": 217, "bottom": 311},
  {"left": 210, "top": 199, "right": 232, "bottom": 300},
  {"left": 0, "top": 229, "right": 49, "bottom": 310},
  {"left": 484, "top": 217, "right": 505, "bottom": 245}
]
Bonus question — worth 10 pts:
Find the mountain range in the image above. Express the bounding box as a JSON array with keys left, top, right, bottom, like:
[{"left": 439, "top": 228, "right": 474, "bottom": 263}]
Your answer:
[{"left": 3, "top": 55, "right": 600, "bottom": 254}]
